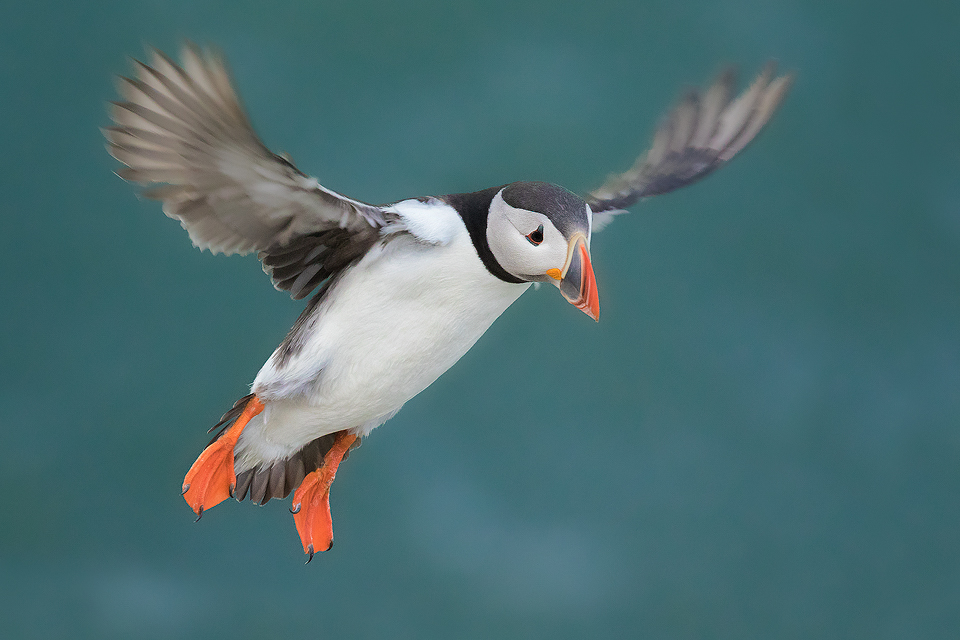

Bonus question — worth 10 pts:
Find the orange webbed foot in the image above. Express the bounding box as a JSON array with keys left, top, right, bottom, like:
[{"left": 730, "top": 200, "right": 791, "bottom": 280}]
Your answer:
[
  {"left": 291, "top": 432, "right": 357, "bottom": 562},
  {"left": 291, "top": 478, "right": 334, "bottom": 561},
  {"left": 182, "top": 396, "right": 264, "bottom": 518}
]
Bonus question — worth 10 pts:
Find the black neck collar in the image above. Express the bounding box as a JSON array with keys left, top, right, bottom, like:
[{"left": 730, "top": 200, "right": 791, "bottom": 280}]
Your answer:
[{"left": 443, "top": 186, "right": 525, "bottom": 284}]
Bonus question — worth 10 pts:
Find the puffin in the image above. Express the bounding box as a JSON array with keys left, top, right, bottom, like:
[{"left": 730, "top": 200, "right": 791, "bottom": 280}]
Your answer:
[{"left": 105, "top": 44, "right": 791, "bottom": 560}]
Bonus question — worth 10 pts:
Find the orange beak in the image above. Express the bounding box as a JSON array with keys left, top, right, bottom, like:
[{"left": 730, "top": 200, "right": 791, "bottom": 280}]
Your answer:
[{"left": 557, "top": 233, "right": 600, "bottom": 321}]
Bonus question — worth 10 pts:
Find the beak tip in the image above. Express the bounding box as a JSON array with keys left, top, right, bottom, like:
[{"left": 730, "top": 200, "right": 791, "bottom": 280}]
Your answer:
[{"left": 580, "top": 303, "right": 599, "bottom": 322}]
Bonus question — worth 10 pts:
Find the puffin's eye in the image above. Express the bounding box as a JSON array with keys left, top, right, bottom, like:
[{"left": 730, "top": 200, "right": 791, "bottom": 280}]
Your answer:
[{"left": 526, "top": 224, "right": 544, "bottom": 246}]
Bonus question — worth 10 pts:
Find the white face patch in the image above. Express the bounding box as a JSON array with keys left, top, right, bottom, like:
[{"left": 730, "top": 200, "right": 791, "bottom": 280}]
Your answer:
[{"left": 486, "top": 190, "right": 572, "bottom": 282}]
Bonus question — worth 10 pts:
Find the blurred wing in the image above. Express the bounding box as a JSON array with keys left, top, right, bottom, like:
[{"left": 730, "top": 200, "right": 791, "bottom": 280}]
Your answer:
[
  {"left": 586, "top": 63, "right": 793, "bottom": 228},
  {"left": 105, "top": 44, "right": 390, "bottom": 300}
]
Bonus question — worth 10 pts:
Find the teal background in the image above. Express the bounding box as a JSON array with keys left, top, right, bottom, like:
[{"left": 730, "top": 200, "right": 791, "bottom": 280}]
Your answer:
[{"left": 2, "top": 0, "right": 959, "bottom": 638}]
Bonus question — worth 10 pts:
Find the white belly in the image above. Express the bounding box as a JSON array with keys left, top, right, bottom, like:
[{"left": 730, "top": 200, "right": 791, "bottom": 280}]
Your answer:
[{"left": 234, "top": 230, "right": 529, "bottom": 469}]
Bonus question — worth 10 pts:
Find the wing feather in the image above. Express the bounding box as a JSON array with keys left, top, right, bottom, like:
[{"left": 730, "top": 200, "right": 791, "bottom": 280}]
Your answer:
[
  {"left": 106, "top": 43, "right": 393, "bottom": 300},
  {"left": 587, "top": 63, "right": 793, "bottom": 223}
]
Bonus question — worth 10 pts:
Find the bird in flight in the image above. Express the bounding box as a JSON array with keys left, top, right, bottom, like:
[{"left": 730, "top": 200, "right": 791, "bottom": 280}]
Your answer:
[{"left": 105, "top": 44, "right": 791, "bottom": 561}]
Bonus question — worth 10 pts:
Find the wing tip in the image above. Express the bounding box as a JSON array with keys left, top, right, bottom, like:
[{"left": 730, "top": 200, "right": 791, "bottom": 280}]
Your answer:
[
  {"left": 715, "top": 61, "right": 795, "bottom": 161},
  {"left": 585, "top": 60, "right": 793, "bottom": 213}
]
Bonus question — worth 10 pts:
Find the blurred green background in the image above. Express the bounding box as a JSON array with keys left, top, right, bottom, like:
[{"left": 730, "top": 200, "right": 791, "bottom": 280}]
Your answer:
[{"left": 2, "top": 0, "right": 959, "bottom": 638}]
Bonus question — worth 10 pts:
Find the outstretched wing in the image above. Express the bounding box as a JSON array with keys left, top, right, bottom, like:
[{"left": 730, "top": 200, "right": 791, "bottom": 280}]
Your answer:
[
  {"left": 586, "top": 63, "right": 793, "bottom": 227},
  {"left": 105, "top": 44, "right": 391, "bottom": 300}
]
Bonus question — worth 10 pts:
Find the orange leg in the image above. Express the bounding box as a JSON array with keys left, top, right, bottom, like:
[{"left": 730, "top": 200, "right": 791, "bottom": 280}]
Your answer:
[
  {"left": 182, "top": 395, "right": 265, "bottom": 519},
  {"left": 291, "top": 432, "right": 358, "bottom": 562}
]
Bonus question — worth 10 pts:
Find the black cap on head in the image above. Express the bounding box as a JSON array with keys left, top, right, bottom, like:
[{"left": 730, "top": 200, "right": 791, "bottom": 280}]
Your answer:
[{"left": 500, "top": 181, "right": 589, "bottom": 237}]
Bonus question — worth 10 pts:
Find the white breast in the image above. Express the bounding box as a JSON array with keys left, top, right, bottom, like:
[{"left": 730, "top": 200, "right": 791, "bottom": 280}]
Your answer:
[{"left": 234, "top": 204, "right": 529, "bottom": 470}]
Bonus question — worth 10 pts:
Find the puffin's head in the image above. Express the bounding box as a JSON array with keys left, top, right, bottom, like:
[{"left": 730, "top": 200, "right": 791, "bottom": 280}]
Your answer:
[{"left": 487, "top": 181, "right": 600, "bottom": 321}]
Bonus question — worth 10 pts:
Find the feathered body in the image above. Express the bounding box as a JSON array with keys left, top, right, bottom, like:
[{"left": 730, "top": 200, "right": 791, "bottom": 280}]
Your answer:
[{"left": 238, "top": 199, "right": 528, "bottom": 470}]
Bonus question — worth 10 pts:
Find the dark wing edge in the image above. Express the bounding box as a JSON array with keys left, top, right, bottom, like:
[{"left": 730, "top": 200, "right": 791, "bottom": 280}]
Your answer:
[
  {"left": 104, "top": 43, "right": 390, "bottom": 300},
  {"left": 586, "top": 62, "right": 794, "bottom": 227}
]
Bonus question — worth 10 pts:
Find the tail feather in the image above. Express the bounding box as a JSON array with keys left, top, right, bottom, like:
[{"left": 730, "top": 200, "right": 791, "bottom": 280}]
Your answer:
[
  {"left": 204, "top": 395, "right": 359, "bottom": 505},
  {"left": 207, "top": 393, "right": 255, "bottom": 440}
]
